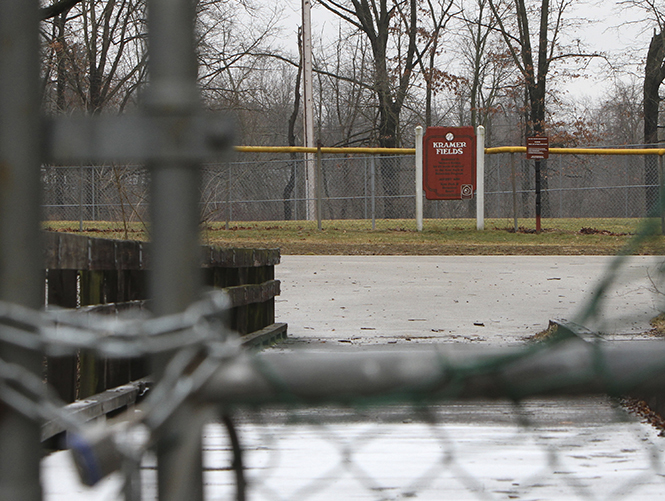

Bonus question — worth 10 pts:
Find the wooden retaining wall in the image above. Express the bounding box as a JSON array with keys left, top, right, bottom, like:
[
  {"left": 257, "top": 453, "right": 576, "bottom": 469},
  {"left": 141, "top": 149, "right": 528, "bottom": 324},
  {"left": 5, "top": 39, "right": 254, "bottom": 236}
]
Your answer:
[{"left": 43, "top": 231, "right": 285, "bottom": 404}]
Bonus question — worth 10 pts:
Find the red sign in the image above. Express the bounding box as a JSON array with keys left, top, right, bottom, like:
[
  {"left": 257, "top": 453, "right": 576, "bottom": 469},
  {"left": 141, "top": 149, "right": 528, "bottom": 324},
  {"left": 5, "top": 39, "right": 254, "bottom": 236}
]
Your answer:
[
  {"left": 423, "top": 126, "right": 476, "bottom": 200},
  {"left": 527, "top": 136, "right": 549, "bottom": 159}
]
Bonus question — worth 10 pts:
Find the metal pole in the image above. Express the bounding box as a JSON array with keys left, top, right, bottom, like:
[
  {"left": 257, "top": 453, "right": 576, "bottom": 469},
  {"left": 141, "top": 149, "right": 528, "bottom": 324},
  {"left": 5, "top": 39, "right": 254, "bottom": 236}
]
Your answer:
[
  {"left": 316, "top": 143, "right": 322, "bottom": 230},
  {"left": 302, "top": 0, "right": 316, "bottom": 220},
  {"left": 200, "top": 337, "right": 665, "bottom": 405},
  {"left": 92, "top": 167, "right": 96, "bottom": 221},
  {"left": 625, "top": 156, "right": 629, "bottom": 218},
  {"left": 511, "top": 153, "right": 518, "bottom": 232},
  {"left": 295, "top": 158, "right": 300, "bottom": 220},
  {"left": 145, "top": 0, "right": 205, "bottom": 499},
  {"left": 658, "top": 155, "right": 665, "bottom": 235},
  {"left": 535, "top": 158, "right": 542, "bottom": 233},
  {"left": 476, "top": 125, "right": 485, "bottom": 230},
  {"left": 0, "top": 1, "right": 44, "bottom": 499},
  {"left": 364, "top": 157, "right": 368, "bottom": 219},
  {"left": 558, "top": 155, "right": 562, "bottom": 218},
  {"left": 415, "top": 126, "right": 423, "bottom": 232},
  {"left": 371, "top": 155, "right": 376, "bottom": 230},
  {"left": 226, "top": 163, "right": 230, "bottom": 230},
  {"left": 79, "top": 165, "right": 84, "bottom": 231}
]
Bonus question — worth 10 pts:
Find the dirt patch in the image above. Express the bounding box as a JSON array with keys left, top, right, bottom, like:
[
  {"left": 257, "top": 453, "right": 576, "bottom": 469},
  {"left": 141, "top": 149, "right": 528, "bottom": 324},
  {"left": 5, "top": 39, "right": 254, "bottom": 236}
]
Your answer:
[
  {"left": 504, "top": 226, "right": 556, "bottom": 234},
  {"left": 43, "top": 226, "right": 144, "bottom": 235},
  {"left": 578, "top": 227, "right": 628, "bottom": 236},
  {"left": 525, "top": 321, "right": 560, "bottom": 342},
  {"left": 648, "top": 313, "right": 665, "bottom": 337},
  {"left": 622, "top": 398, "right": 665, "bottom": 436}
]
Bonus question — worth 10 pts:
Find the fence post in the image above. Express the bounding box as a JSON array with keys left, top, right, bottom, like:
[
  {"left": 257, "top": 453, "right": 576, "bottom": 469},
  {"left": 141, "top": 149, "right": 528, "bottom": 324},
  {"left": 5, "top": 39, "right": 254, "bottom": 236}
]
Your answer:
[
  {"left": 226, "top": 162, "right": 231, "bottom": 230},
  {"left": 145, "top": 0, "right": 205, "bottom": 499},
  {"left": 0, "top": 0, "right": 44, "bottom": 498},
  {"left": 316, "top": 143, "right": 322, "bottom": 230},
  {"left": 371, "top": 154, "right": 376, "bottom": 230},
  {"left": 92, "top": 167, "right": 96, "bottom": 221},
  {"left": 79, "top": 165, "right": 84, "bottom": 231},
  {"left": 476, "top": 125, "right": 485, "bottom": 230},
  {"left": 415, "top": 126, "right": 423, "bottom": 232},
  {"left": 658, "top": 154, "right": 665, "bottom": 235},
  {"left": 511, "top": 152, "right": 518, "bottom": 232},
  {"left": 364, "top": 157, "right": 368, "bottom": 219}
]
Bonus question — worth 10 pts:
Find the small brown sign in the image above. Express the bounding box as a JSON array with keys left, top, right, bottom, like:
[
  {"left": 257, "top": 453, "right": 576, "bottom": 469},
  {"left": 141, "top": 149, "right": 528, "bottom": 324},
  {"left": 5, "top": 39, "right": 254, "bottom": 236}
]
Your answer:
[
  {"left": 527, "top": 136, "right": 549, "bottom": 159},
  {"left": 423, "top": 126, "right": 476, "bottom": 200}
]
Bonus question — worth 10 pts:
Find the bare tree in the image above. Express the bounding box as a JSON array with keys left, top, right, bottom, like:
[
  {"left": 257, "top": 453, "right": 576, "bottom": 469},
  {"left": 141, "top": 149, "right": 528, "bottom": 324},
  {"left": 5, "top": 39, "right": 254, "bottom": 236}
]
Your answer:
[
  {"left": 41, "top": 0, "right": 148, "bottom": 114},
  {"left": 410, "top": 0, "right": 458, "bottom": 127},
  {"left": 593, "top": 79, "right": 643, "bottom": 146},
  {"left": 316, "top": 26, "right": 377, "bottom": 146},
  {"left": 487, "top": 0, "right": 598, "bottom": 219},
  {"left": 459, "top": 0, "right": 516, "bottom": 133},
  {"left": 618, "top": 0, "right": 665, "bottom": 213},
  {"left": 317, "top": 0, "right": 419, "bottom": 217},
  {"left": 40, "top": 0, "right": 85, "bottom": 21}
]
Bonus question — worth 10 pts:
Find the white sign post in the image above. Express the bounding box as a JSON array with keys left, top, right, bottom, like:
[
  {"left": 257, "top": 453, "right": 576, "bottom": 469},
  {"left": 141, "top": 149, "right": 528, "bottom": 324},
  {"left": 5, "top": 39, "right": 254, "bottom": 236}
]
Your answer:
[
  {"left": 415, "top": 126, "right": 423, "bottom": 232},
  {"left": 476, "top": 125, "right": 485, "bottom": 230},
  {"left": 302, "top": 0, "right": 316, "bottom": 220}
]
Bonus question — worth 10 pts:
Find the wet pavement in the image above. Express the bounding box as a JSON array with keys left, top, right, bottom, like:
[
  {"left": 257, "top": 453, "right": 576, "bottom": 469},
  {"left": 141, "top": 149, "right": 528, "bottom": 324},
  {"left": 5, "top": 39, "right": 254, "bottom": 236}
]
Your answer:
[{"left": 43, "top": 255, "right": 665, "bottom": 500}]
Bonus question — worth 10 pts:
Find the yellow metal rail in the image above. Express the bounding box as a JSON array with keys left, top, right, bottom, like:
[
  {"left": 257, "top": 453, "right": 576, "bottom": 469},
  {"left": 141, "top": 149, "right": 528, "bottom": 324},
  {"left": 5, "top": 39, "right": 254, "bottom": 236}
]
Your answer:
[
  {"left": 235, "top": 145, "right": 665, "bottom": 156},
  {"left": 235, "top": 145, "right": 416, "bottom": 155},
  {"left": 485, "top": 146, "right": 665, "bottom": 156}
]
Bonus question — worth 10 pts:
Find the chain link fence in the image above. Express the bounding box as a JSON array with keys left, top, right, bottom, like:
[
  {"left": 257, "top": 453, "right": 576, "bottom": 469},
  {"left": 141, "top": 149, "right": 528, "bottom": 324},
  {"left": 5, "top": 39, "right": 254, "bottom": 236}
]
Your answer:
[
  {"left": 41, "top": 150, "right": 659, "bottom": 229},
  {"left": 34, "top": 223, "right": 665, "bottom": 500},
  {"left": 41, "top": 164, "right": 150, "bottom": 225},
  {"left": 187, "top": 398, "right": 665, "bottom": 500},
  {"left": 37, "top": 152, "right": 665, "bottom": 500}
]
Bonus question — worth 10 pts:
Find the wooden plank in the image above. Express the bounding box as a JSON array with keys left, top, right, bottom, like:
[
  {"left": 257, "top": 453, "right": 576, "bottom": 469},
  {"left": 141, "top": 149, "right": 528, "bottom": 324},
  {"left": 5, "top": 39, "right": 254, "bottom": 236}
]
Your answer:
[
  {"left": 41, "top": 380, "right": 147, "bottom": 442},
  {"left": 56, "top": 233, "right": 89, "bottom": 270},
  {"left": 42, "top": 231, "right": 60, "bottom": 269},
  {"left": 41, "top": 232, "right": 281, "bottom": 398},
  {"left": 114, "top": 239, "right": 142, "bottom": 270},
  {"left": 89, "top": 238, "right": 115, "bottom": 270},
  {"left": 224, "top": 280, "right": 281, "bottom": 308},
  {"left": 79, "top": 270, "right": 106, "bottom": 398},
  {"left": 44, "top": 232, "right": 279, "bottom": 271},
  {"left": 201, "top": 246, "right": 280, "bottom": 268},
  {"left": 46, "top": 269, "right": 79, "bottom": 403},
  {"left": 46, "top": 269, "right": 78, "bottom": 308},
  {"left": 240, "top": 322, "right": 287, "bottom": 349},
  {"left": 40, "top": 321, "right": 288, "bottom": 443}
]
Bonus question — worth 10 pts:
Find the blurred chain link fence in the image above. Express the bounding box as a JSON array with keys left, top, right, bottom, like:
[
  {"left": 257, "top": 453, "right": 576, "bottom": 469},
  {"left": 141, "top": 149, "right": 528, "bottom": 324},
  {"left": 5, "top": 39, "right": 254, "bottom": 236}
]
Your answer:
[
  {"left": 41, "top": 151, "right": 658, "bottom": 228},
  {"left": 33, "top": 191, "right": 665, "bottom": 500},
  {"left": 188, "top": 399, "right": 665, "bottom": 501}
]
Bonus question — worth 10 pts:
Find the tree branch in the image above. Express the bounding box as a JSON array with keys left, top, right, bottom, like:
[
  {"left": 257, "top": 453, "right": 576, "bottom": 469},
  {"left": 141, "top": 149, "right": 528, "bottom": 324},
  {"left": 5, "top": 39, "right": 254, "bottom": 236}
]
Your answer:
[
  {"left": 40, "top": 0, "right": 84, "bottom": 21},
  {"left": 255, "top": 51, "right": 375, "bottom": 91}
]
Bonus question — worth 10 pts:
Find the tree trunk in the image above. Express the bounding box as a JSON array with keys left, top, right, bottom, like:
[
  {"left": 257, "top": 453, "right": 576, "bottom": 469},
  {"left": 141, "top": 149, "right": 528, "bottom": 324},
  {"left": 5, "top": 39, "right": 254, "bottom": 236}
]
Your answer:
[
  {"left": 55, "top": 11, "right": 69, "bottom": 112},
  {"left": 528, "top": 81, "right": 549, "bottom": 217},
  {"left": 378, "top": 101, "right": 400, "bottom": 218},
  {"left": 644, "top": 30, "right": 665, "bottom": 215},
  {"left": 284, "top": 31, "right": 303, "bottom": 220}
]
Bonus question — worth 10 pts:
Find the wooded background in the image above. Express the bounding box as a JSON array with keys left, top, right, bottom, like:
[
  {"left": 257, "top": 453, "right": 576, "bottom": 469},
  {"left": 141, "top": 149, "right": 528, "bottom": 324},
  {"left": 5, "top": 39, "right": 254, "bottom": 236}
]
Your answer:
[{"left": 37, "top": 0, "right": 665, "bottom": 221}]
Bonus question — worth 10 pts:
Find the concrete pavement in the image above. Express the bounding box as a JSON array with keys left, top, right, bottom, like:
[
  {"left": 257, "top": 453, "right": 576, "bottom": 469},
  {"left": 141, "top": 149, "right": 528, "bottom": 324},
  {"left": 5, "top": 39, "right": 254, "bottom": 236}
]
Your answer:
[{"left": 275, "top": 255, "right": 665, "bottom": 345}]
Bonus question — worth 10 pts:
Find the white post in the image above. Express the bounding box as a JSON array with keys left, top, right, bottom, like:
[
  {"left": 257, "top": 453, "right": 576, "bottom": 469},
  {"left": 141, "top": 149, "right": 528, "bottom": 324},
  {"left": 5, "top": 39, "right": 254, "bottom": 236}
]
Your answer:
[
  {"left": 476, "top": 125, "right": 485, "bottom": 230},
  {"left": 302, "top": 0, "right": 316, "bottom": 220},
  {"left": 415, "top": 126, "right": 423, "bottom": 231}
]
